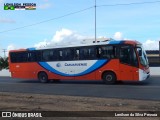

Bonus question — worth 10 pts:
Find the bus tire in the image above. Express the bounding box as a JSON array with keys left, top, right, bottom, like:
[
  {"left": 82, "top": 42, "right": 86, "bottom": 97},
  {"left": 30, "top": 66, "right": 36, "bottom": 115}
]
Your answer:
[
  {"left": 38, "top": 72, "right": 48, "bottom": 83},
  {"left": 102, "top": 72, "right": 116, "bottom": 84}
]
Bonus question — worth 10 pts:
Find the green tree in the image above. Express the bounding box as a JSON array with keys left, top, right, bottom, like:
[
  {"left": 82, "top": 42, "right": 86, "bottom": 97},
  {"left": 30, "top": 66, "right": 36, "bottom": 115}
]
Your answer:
[
  {"left": 0, "top": 57, "right": 9, "bottom": 70},
  {"left": 0, "top": 57, "right": 2, "bottom": 70}
]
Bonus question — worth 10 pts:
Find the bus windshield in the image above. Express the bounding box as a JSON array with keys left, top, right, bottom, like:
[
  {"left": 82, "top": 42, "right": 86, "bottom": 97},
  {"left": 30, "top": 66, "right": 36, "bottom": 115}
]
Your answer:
[{"left": 136, "top": 46, "right": 149, "bottom": 67}]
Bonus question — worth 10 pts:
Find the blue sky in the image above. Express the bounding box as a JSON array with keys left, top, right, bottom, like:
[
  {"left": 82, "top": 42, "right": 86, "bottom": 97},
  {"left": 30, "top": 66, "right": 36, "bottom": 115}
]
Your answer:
[{"left": 0, "top": 0, "right": 160, "bottom": 56}]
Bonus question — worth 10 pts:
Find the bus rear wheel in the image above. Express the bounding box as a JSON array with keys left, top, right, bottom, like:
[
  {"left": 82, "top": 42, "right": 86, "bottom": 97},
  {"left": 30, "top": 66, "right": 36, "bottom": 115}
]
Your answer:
[
  {"left": 102, "top": 72, "right": 116, "bottom": 84},
  {"left": 38, "top": 72, "right": 48, "bottom": 83}
]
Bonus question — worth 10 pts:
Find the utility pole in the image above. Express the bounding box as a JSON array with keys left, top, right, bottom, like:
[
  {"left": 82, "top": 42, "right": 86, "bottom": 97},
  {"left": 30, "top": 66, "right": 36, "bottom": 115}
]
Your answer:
[
  {"left": 2, "top": 49, "right": 7, "bottom": 58},
  {"left": 95, "top": 0, "right": 97, "bottom": 43}
]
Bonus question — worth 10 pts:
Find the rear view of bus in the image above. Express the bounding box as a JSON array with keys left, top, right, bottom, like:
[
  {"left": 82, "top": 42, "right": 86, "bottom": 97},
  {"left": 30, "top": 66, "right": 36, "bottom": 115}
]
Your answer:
[{"left": 8, "top": 40, "right": 150, "bottom": 84}]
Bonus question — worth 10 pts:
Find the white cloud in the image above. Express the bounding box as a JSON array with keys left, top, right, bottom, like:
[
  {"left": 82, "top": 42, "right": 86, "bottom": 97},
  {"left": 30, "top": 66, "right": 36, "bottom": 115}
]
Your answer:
[
  {"left": 52, "top": 29, "right": 73, "bottom": 43},
  {"left": 34, "top": 29, "right": 160, "bottom": 51},
  {"left": 7, "top": 44, "right": 16, "bottom": 51},
  {"left": 0, "top": 18, "right": 15, "bottom": 23},
  {"left": 112, "top": 32, "right": 159, "bottom": 50},
  {"left": 37, "top": 3, "right": 51, "bottom": 9},
  {"left": 6, "top": 44, "right": 16, "bottom": 56},
  {"left": 51, "top": 28, "right": 84, "bottom": 44},
  {"left": 34, "top": 39, "right": 49, "bottom": 48},
  {"left": 113, "top": 32, "right": 123, "bottom": 40},
  {"left": 113, "top": 31, "right": 160, "bottom": 50},
  {"left": 143, "top": 39, "right": 159, "bottom": 50},
  {"left": 35, "top": 28, "right": 86, "bottom": 48}
]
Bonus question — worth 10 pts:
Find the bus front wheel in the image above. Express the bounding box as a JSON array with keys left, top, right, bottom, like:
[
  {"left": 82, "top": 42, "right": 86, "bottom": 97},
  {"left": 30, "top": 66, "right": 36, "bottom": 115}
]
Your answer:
[
  {"left": 102, "top": 72, "right": 116, "bottom": 84},
  {"left": 38, "top": 72, "right": 48, "bottom": 83}
]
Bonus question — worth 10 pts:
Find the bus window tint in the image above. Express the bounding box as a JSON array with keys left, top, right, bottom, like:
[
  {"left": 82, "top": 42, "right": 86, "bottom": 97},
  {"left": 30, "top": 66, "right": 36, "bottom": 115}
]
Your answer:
[
  {"left": 58, "top": 50, "right": 63, "bottom": 60},
  {"left": 10, "top": 52, "right": 17, "bottom": 62},
  {"left": 16, "top": 53, "right": 22, "bottom": 62},
  {"left": 28, "top": 52, "right": 36, "bottom": 62},
  {"left": 57, "top": 49, "right": 73, "bottom": 61},
  {"left": 63, "top": 49, "right": 73, "bottom": 60},
  {"left": 74, "top": 49, "right": 80, "bottom": 60},
  {"left": 36, "top": 50, "right": 42, "bottom": 61},
  {"left": 98, "top": 46, "right": 116, "bottom": 59},
  {"left": 79, "top": 47, "right": 96, "bottom": 60},
  {"left": 132, "top": 49, "right": 138, "bottom": 67},
  {"left": 120, "top": 46, "right": 131, "bottom": 65},
  {"left": 42, "top": 50, "right": 50, "bottom": 61},
  {"left": 48, "top": 50, "right": 56, "bottom": 61},
  {"left": 10, "top": 45, "right": 118, "bottom": 62},
  {"left": 22, "top": 52, "right": 29, "bottom": 62},
  {"left": 42, "top": 49, "right": 58, "bottom": 61}
]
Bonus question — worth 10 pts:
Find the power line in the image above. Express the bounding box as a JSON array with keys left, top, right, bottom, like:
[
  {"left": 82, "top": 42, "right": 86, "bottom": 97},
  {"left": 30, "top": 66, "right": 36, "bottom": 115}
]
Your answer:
[
  {"left": 1, "top": 1, "right": 160, "bottom": 34},
  {"left": 0, "top": 6, "right": 94, "bottom": 34},
  {"left": 97, "top": 1, "right": 160, "bottom": 7}
]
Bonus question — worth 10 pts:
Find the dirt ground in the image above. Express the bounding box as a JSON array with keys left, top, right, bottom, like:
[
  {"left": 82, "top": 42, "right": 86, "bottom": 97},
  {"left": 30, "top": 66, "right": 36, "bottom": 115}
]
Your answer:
[{"left": 0, "top": 92, "right": 160, "bottom": 120}]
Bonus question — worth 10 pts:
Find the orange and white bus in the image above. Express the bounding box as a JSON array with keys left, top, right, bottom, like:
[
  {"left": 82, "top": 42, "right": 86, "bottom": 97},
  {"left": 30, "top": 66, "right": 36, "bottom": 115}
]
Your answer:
[{"left": 9, "top": 40, "right": 150, "bottom": 84}]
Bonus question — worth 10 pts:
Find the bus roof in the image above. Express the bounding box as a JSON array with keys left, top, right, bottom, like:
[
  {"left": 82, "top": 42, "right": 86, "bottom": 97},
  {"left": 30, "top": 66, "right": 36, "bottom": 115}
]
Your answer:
[{"left": 10, "top": 39, "right": 142, "bottom": 52}]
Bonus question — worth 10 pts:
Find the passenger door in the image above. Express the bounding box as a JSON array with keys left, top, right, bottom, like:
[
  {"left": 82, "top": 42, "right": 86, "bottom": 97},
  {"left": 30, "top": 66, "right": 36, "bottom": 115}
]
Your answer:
[{"left": 119, "top": 45, "right": 138, "bottom": 81}]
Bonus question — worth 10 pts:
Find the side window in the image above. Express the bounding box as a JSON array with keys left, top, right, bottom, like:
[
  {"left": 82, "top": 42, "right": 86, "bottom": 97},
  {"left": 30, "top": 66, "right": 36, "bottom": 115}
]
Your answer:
[
  {"left": 22, "top": 52, "right": 28, "bottom": 62},
  {"left": 132, "top": 49, "right": 138, "bottom": 67},
  {"left": 74, "top": 48, "right": 80, "bottom": 60},
  {"left": 36, "top": 50, "right": 42, "bottom": 61},
  {"left": 10, "top": 52, "right": 28, "bottom": 63},
  {"left": 79, "top": 47, "right": 96, "bottom": 60},
  {"left": 48, "top": 50, "right": 56, "bottom": 61},
  {"left": 16, "top": 53, "right": 22, "bottom": 62},
  {"left": 88, "top": 47, "right": 96, "bottom": 59},
  {"left": 17, "top": 52, "right": 28, "bottom": 62},
  {"left": 42, "top": 49, "right": 58, "bottom": 61},
  {"left": 10, "top": 52, "right": 17, "bottom": 63},
  {"left": 57, "top": 48, "right": 73, "bottom": 61},
  {"left": 28, "top": 52, "right": 37, "bottom": 62},
  {"left": 58, "top": 50, "right": 63, "bottom": 60},
  {"left": 50, "top": 49, "right": 58, "bottom": 61},
  {"left": 98, "top": 46, "right": 116, "bottom": 59},
  {"left": 120, "top": 46, "right": 132, "bottom": 65},
  {"left": 42, "top": 50, "right": 51, "bottom": 61},
  {"left": 80, "top": 48, "right": 88, "bottom": 60},
  {"left": 63, "top": 49, "right": 73, "bottom": 60}
]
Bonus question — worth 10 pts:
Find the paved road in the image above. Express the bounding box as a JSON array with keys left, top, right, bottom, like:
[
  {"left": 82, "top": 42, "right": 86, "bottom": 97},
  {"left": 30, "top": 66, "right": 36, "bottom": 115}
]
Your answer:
[{"left": 0, "top": 76, "right": 160, "bottom": 101}]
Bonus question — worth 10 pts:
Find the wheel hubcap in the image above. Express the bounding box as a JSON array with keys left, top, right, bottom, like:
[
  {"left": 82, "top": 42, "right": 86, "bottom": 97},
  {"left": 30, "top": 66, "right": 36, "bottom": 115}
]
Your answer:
[{"left": 106, "top": 75, "right": 112, "bottom": 81}]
